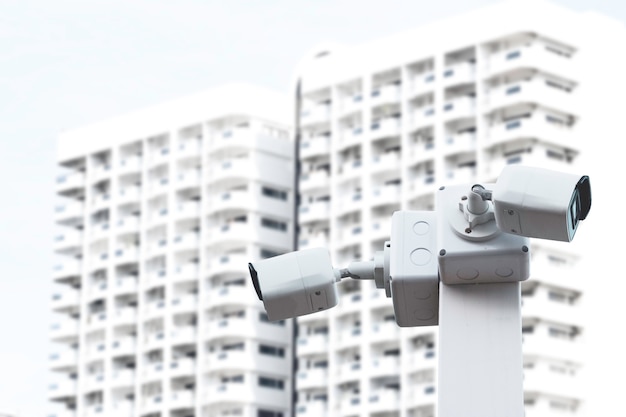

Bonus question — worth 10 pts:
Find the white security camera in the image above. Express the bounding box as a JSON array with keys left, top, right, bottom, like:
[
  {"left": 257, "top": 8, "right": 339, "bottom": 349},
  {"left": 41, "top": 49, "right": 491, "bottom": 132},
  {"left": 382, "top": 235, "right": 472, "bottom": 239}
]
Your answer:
[
  {"left": 248, "top": 165, "right": 592, "bottom": 325},
  {"left": 492, "top": 165, "right": 591, "bottom": 242},
  {"left": 248, "top": 248, "right": 340, "bottom": 321}
]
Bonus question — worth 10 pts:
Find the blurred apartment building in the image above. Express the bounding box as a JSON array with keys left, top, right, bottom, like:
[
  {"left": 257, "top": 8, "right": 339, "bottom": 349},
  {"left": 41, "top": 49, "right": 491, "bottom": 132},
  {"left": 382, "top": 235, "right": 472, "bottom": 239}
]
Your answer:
[
  {"left": 49, "top": 84, "right": 295, "bottom": 417},
  {"left": 292, "top": 1, "right": 623, "bottom": 416}
]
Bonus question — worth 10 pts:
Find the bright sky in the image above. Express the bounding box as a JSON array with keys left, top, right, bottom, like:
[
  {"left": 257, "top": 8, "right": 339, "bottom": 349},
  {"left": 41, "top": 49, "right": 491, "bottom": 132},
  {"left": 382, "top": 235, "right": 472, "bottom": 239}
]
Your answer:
[{"left": 1, "top": 1, "right": 625, "bottom": 416}]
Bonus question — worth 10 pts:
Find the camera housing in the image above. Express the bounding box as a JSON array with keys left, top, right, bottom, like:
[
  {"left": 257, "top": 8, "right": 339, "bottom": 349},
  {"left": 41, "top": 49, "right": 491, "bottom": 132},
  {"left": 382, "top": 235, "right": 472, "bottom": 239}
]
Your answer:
[
  {"left": 493, "top": 166, "right": 591, "bottom": 242},
  {"left": 248, "top": 247, "right": 339, "bottom": 321}
]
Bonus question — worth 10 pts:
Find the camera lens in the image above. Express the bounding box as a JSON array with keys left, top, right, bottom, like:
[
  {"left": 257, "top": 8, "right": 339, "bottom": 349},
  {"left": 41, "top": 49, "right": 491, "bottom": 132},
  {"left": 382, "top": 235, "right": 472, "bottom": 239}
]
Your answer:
[{"left": 248, "top": 263, "right": 263, "bottom": 301}]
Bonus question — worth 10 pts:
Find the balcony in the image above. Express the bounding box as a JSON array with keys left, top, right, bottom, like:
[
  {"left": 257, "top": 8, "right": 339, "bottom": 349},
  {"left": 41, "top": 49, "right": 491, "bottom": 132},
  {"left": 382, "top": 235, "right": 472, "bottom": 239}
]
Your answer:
[
  {"left": 207, "top": 190, "right": 254, "bottom": 213},
  {"left": 206, "top": 254, "right": 248, "bottom": 277},
  {"left": 301, "top": 103, "right": 331, "bottom": 128},
  {"left": 296, "top": 401, "right": 328, "bottom": 417},
  {"left": 484, "top": 151, "right": 570, "bottom": 180},
  {"left": 50, "top": 320, "right": 79, "bottom": 341},
  {"left": 48, "top": 378, "right": 77, "bottom": 401},
  {"left": 118, "top": 156, "right": 142, "bottom": 173},
  {"left": 176, "top": 171, "right": 201, "bottom": 189},
  {"left": 52, "top": 261, "right": 81, "bottom": 282},
  {"left": 410, "top": 72, "right": 435, "bottom": 95},
  {"left": 372, "top": 184, "right": 400, "bottom": 205},
  {"left": 337, "top": 159, "right": 362, "bottom": 179},
  {"left": 370, "top": 356, "right": 400, "bottom": 376},
  {"left": 370, "top": 118, "right": 401, "bottom": 140},
  {"left": 210, "top": 128, "right": 256, "bottom": 154},
  {"left": 111, "top": 369, "right": 135, "bottom": 387},
  {"left": 149, "top": 146, "right": 170, "bottom": 165},
  {"left": 444, "top": 131, "right": 475, "bottom": 154},
  {"left": 368, "top": 389, "right": 400, "bottom": 413},
  {"left": 177, "top": 140, "right": 202, "bottom": 157},
  {"left": 170, "top": 358, "right": 196, "bottom": 377},
  {"left": 91, "top": 192, "right": 111, "bottom": 212},
  {"left": 174, "top": 201, "right": 200, "bottom": 220},
  {"left": 145, "top": 300, "right": 166, "bottom": 317},
  {"left": 442, "top": 96, "right": 475, "bottom": 121},
  {"left": 488, "top": 43, "right": 577, "bottom": 81},
  {"left": 148, "top": 178, "right": 170, "bottom": 195},
  {"left": 443, "top": 62, "right": 475, "bottom": 86},
  {"left": 341, "top": 93, "right": 363, "bottom": 115},
  {"left": 406, "top": 384, "right": 437, "bottom": 408},
  {"left": 298, "top": 232, "right": 328, "bottom": 250},
  {"left": 523, "top": 331, "right": 582, "bottom": 363},
  {"left": 336, "top": 225, "right": 363, "bottom": 248},
  {"left": 111, "top": 308, "right": 137, "bottom": 325},
  {"left": 207, "top": 285, "right": 252, "bottom": 307},
  {"left": 173, "top": 263, "right": 199, "bottom": 282},
  {"left": 371, "top": 151, "right": 401, "bottom": 173},
  {"left": 116, "top": 216, "right": 140, "bottom": 233},
  {"left": 337, "top": 361, "right": 361, "bottom": 382},
  {"left": 296, "top": 368, "right": 328, "bottom": 390},
  {"left": 171, "top": 295, "right": 198, "bottom": 314},
  {"left": 51, "top": 289, "right": 80, "bottom": 311},
  {"left": 522, "top": 296, "right": 581, "bottom": 327},
  {"left": 53, "top": 230, "right": 82, "bottom": 254},
  {"left": 371, "top": 322, "right": 400, "bottom": 341},
  {"left": 205, "top": 349, "right": 249, "bottom": 371},
  {"left": 444, "top": 166, "right": 475, "bottom": 186},
  {"left": 204, "top": 382, "right": 252, "bottom": 405},
  {"left": 54, "top": 201, "right": 83, "bottom": 226},
  {"left": 170, "top": 390, "right": 195, "bottom": 408},
  {"left": 299, "top": 201, "right": 330, "bottom": 224},
  {"left": 208, "top": 158, "right": 253, "bottom": 183},
  {"left": 49, "top": 349, "right": 78, "bottom": 371},
  {"left": 111, "top": 337, "right": 136, "bottom": 356},
  {"left": 523, "top": 366, "right": 581, "bottom": 399},
  {"left": 81, "top": 371, "right": 104, "bottom": 391},
  {"left": 140, "top": 394, "right": 163, "bottom": 415},
  {"left": 337, "top": 328, "right": 361, "bottom": 348},
  {"left": 340, "top": 126, "right": 364, "bottom": 148},
  {"left": 300, "top": 136, "right": 330, "bottom": 159},
  {"left": 144, "top": 331, "right": 166, "bottom": 350},
  {"left": 486, "top": 80, "right": 576, "bottom": 116},
  {"left": 117, "top": 187, "right": 141, "bottom": 203},
  {"left": 90, "top": 222, "right": 111, "bottom": 239},
  {"left": 338, "top": 395, "right": 361, "bottom": 415},
  {"left": 412, "top": 106, "right": 435, "bottom": 129},
  {"left": 300, "top": 170, "right": 330, "bottom": 192},
  {"left": 207, "top": 222, "right": 249, "bottom": 246},
  {"left": 56, "top": 171, "right": 85, "bottom": 196},
  {"left": 86, "top": 342, "right": 107, "bottom": 360},
  {"left": 113, "top": 247, "right": 139, "bottom": 264},
  {"left": 371, "top": 84, "right": 400, "bottom": 107},
  {"left": 205, "top": 317, "right": 288, "bottom": 341},
  {"left": 408, "top": 349, "right": 437, "bottom": 372},
  {"left": 486, "top": 115, "right": 577, "bottom": 148},
  {"left": 112, "top": 277, "right": 137, "bottom": 294},
  {"left": 84, "top": 404, "right": 105, "bottom": 417},
  {"left": 172, "top": 233, "right": 200, "bottom": 250}
]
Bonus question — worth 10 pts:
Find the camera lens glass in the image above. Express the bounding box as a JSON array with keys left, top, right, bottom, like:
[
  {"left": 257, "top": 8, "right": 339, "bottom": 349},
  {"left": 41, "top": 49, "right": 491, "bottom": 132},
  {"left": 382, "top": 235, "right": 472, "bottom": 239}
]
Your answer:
[{"left": 248, "top": 263, "right": 263, "bottom": 301}]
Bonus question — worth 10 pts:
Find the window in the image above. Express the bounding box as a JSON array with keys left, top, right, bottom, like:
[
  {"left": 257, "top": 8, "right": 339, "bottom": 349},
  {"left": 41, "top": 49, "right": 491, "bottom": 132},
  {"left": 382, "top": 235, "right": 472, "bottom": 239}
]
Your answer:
[
  {"left": 260, "top": 249, "right": 282, "bottom": 259},
  {"left": 506, "top": 120, "right": 521, "bottom": 130},
  {"left": 259, "top": 312, "right": 285, "bottom": 326},
  {"left": 259, "top": 344, "right": 285, "bottom": 357},
  {"left": 261, "top": 218, "right": 287, "bottom": 232},
  {"left": 258, "top": 376, "right": 284, "bottom": 390},
  {"left": 258, "top": 411, "right": 283, "bottom": 417},
  {"left": 506, "top": 85, "right": 521, "bottom": 95},
  {"left": 506, "top": 50, "right": 521, "bottom": 60},
  {"left": 262, "top": 187, "right": 287, "bottom": 201}
]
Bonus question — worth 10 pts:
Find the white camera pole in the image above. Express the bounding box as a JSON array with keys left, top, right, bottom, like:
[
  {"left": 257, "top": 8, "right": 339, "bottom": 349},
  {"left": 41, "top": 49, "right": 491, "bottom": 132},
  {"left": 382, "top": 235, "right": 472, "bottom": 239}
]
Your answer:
[
  {"left": 435, "top": 184, "right": 526, "bottom": 417},
  {"left": 437, "top": 282, "right": 524, "bottom": 417}
]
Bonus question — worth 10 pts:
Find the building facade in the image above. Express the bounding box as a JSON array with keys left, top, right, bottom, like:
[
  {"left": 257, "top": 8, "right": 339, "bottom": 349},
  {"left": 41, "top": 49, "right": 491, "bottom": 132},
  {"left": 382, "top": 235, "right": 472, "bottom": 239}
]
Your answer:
[
  {"left": 293, "top": 1, "right": 609, "bottom": 416},
  {"left": 49, "top": 84, "right": 295, "bottom": 417}
]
